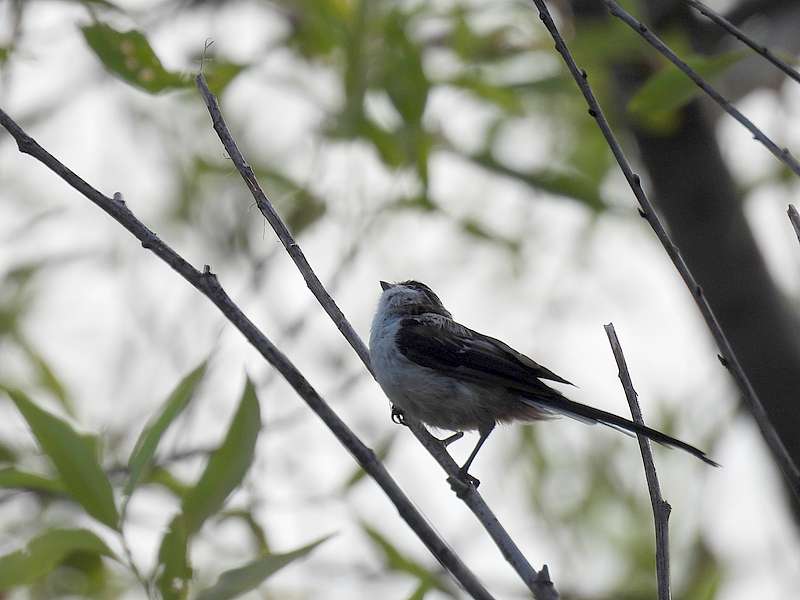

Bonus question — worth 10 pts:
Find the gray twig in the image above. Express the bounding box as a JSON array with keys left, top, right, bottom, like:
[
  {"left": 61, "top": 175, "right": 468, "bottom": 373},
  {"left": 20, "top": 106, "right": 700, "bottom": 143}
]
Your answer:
[
  {"left": 604, "top": 324, "right": 671, "bottom": 600},
  {"left": 788, "top": 204, "right": 800, "bottom": 244},
  {"left": 686, "top": 0, "right": 800, "bottom": 86},
  {"left": 195, "top": 74, "right": 558, "bottom": 600},
  {"left": 529, "top": 0, "right": 800, "bottom": 499},
  {"left": 0, "top": 107, "right": 494, "bottom": 600},
  {"left": 604, "top": 0, "right": 800, "bottom": 177}
]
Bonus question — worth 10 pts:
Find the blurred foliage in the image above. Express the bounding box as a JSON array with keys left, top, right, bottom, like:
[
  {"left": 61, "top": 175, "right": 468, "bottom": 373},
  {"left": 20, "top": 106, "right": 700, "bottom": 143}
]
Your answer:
[{"left": 0, "top": 0, "right": 766, "bottom": 596}]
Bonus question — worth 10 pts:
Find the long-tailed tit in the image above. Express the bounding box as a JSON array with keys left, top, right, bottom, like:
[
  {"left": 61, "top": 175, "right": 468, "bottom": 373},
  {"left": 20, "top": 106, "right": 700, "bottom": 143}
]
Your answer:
[{"left": 369, "top": 280, "right": 718, "bottom": 486}]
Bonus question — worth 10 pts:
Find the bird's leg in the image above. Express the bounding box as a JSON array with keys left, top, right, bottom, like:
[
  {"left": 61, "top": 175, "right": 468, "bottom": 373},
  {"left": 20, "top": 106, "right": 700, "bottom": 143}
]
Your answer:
[
  {"left": 457, "top": 423, "right": 496, "bottom": 488},
  {"left": 391, "top": 406, "right": 407, "bottom": 426}
]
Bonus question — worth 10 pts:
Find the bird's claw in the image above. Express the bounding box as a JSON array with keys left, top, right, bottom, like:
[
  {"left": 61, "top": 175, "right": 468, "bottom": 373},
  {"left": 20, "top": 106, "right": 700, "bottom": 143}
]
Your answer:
[{"left": 391, "top": 406, "right": 406, "bottom": 426}]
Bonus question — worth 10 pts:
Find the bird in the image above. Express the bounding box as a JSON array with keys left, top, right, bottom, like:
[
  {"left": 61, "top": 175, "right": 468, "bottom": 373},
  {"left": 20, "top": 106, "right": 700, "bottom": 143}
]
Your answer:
[{"left": 369, "top": 280, "right": 718, "bottom": 487}]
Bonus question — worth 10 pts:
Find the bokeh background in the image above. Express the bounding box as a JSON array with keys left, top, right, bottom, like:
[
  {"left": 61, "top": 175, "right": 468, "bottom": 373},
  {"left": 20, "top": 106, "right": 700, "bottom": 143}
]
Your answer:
[{"left": 1, "top": 0, "right": 799, "bottom": 598}]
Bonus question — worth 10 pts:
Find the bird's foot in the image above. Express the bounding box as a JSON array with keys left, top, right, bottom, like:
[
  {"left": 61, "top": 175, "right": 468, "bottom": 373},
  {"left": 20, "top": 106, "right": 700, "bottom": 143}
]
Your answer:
[
  {"left": 391, "top": 406, "right": 407, "bottom": 426},
  {"left": 447, "top": 468, "right": 480, "bottom": 497},
  {"left": 435, "top": 431, "right": 464, "bottom": 448},
  {"left": 458, "top": 468, "right": 480, "bottom": 489}
]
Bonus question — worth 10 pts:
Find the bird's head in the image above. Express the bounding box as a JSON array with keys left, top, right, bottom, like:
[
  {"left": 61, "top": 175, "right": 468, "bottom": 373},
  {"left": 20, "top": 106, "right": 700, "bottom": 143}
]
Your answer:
[{"left": 377, "top": 280, "right": 451, "bottom": 318}]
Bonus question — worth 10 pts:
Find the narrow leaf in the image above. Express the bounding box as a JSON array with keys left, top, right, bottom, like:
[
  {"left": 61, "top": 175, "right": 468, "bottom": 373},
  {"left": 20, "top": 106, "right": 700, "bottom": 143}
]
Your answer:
[
  {"left": 628, "top": 51, "right": 747, "bottom": 125},
  {"left": 195, "top": 535, "right": 331, "bottom": 600},
  {"left": 0, "top": 467, "right": 66, "bottom": 495},
  {"left": 7, "top": 390, "right": 119, "bottom": 529},
  {"left": 125, "top": 360, "right": 208, "bottom": 497},
  {"left": 156, "top": 516, "right": 191, "bottom": 600},
  {"left": 0, "top": 528, "right": 114, "bottom": 588},
  {"left": 181, "top": 377, "right": 261, "bottom": 534}
]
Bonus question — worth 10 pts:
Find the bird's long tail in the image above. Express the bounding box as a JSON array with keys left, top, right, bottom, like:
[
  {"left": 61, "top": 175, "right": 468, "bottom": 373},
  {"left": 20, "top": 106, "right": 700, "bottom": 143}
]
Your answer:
[{"left": 521, "top": 393, "right": 719, "bottom": 467}]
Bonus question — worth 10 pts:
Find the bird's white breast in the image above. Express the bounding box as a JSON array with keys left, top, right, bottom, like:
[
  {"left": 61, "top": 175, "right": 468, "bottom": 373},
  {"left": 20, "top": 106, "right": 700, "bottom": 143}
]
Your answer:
[{"left": 369, "top": 312, "right": 487, "bottom": 431}]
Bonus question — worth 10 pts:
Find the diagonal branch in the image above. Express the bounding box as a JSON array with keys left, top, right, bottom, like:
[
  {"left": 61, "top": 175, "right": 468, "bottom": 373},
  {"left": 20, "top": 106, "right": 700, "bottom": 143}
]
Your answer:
[
  {"left": 529, "top": 0, "right": 800, "bottom": 499},
  {"left": 788, "top": 204, "right": 800, "bottom": 244},
  {"left": 195, "top": 74, "right": 558, "bottom": 600},
  {"left": 603, "top": 0, "right": 800, "bottom": 177},
  {"left": 604, "top": 323, "right": 671, "bottom": 600},
  {"left": 686, "top": 0, "right": 800, "bottom": 86},
  {"left": 0, "top": 107, "right": 495, "bottom": 600}
]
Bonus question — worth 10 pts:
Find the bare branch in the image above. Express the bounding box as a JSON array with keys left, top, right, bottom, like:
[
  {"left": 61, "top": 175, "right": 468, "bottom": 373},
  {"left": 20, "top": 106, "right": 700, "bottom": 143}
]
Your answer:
[
  {"left": 603, "top": 0, "right": 800, "bottom": 177},
  {"left": 686, "top": 0, "right": 800, "bottom": 85},
  {"left": 604, "top": 323, "right": 671, "bottom": 600},
  {"left": 0, "top": 107, "right": 495, "bottom": 600},
  {"left": 528, "top": 0, "right": 800, "bottom": 499},
  {"left": 195, "top": 74, "right": 559, "bottom": 600},
  {"left": 788, "top": 204, "right": 800, "bottom": 244}
]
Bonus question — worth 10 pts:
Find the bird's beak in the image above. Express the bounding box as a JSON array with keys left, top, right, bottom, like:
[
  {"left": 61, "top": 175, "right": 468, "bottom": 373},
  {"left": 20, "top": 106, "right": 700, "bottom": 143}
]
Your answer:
[{"left": 380, "top": 281, "right": 393, "bottom": 291}]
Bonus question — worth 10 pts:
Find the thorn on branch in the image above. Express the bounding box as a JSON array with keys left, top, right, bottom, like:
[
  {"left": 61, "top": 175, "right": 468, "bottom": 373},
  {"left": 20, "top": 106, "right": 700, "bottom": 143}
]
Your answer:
[
  {"left": 113, "top": 192, "right": 125, "bottom": 205},
  {"left": 580, "top": 68, "right": 588, "bottom": 79},
  {"left": 588, "top": 108, "right": 597, "bottom": 118},
  {"left": 717, "top": 354, "right": 730, "bottom": 367},
  {"left": 694, "top": 284, "right": 703, "bottom": 297},
  {"left": 638, "top": 208, "right": 647, "bottom": 218}
]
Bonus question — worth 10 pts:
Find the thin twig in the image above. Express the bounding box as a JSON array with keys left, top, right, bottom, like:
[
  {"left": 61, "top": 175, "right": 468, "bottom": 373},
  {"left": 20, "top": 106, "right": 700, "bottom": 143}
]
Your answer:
[
  {"left": 529, "top": 0, "right": 800, "bottom": 499},
  {"left": 788, "top": 204, "right": 800, "bottom": 244},
  {"left": 0, "top": 107, "right": 494, "bottom": 600},
  {"left": 604, "top": 324, "right": 671, "bottom": 600},
  {"left": 603, "top": 0, "right": 800, "bottom": 178},
  {"left": 686, "top": 0, "right": 800, "bottom": 85},
  {"left": 195, "top": 74, "right": 558, "bottom": 600}
]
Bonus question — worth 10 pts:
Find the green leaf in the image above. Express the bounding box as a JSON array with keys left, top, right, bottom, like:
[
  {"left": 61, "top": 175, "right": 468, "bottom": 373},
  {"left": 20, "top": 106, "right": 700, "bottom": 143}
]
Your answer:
[
  {"left": 81, "top": 22, "right": 187, "bottom": 94},
  {"left": 381, "top": 11, "right": 429, "bottom": 125},
  {"left": 181, "top": 377, "right": 261, "bottom": 534},
  {"left": 0, "top": 440, "right": 16, "bottom": 464},
  {"left": 156, "top": 516, "right": 191, "bottom": 600},
  {"left": 363, "top": 524, "right": 457, "bottom": 597},
  {"left": 195, "top": 535, "right": 331, "bottom": 600},
  {"left": 0, "top": 467, "right": 66, "bottom": 495},
  {"left": 6, "top": 389, "right": 119, "bottom": 530},
  {"left": 628, "top": 51, "right": 747, "bottom": 128},
  {"left": 0, "top": 528, "right": 114, "bottom": 589},
  {"left": 125, "top": 361, "right": 208, "bottom": 498},
  {"left": 202, "top": 60, "right": 247, "bottom": 95},
  {"left": 343, "top": 432, "right": 397, "bottom": 490},
  {"left": 469, "top": 151, "right": 606, "bottom": 210},
  {"left": 26, "top": 348, "right": 74, "bottom": 416}
]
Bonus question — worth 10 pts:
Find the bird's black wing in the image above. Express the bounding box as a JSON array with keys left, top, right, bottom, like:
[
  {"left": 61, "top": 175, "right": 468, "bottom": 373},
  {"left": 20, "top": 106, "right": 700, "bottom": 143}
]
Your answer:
[
  {"left": 396, "top": 315, "right": 719, "bottom": 467},
  {"left": 395, "top": 314, "right": 573, "bottom": 390}
]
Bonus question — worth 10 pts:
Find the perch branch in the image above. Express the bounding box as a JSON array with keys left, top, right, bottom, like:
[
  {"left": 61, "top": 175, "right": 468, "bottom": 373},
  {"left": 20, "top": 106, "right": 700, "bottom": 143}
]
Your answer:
[
  {"left": 788, "top": 204, "right": 800, "bottom": 244},
  {"left": 686, "top": 0, "right": 800, "bottom": 85},
  {"left": 195, "top": 74, "right": 558, "bottom": 600},
  {"left": 0, "top": 107, "right": 494, "bottom": 600},
  {"left": 604, "top": 323, "right": 671, "bottom": 600},
  {"left": 604, "top": 0, "right": 800, "bottom": 177},
  {"left": 528, "top": 0, "right": 800, "bottom": 499}
]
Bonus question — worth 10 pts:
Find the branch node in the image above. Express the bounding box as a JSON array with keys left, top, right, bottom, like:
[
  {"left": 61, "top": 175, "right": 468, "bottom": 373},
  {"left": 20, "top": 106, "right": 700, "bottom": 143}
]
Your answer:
[
  {"left": 113, "top": 192, "right": 125, "bottom": 205},
  {"left": 580, "top": 68, "right": 588, "bottom": 79},
  {"left": 694, "top": 283, "right": 703, "bottom": 297}
]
